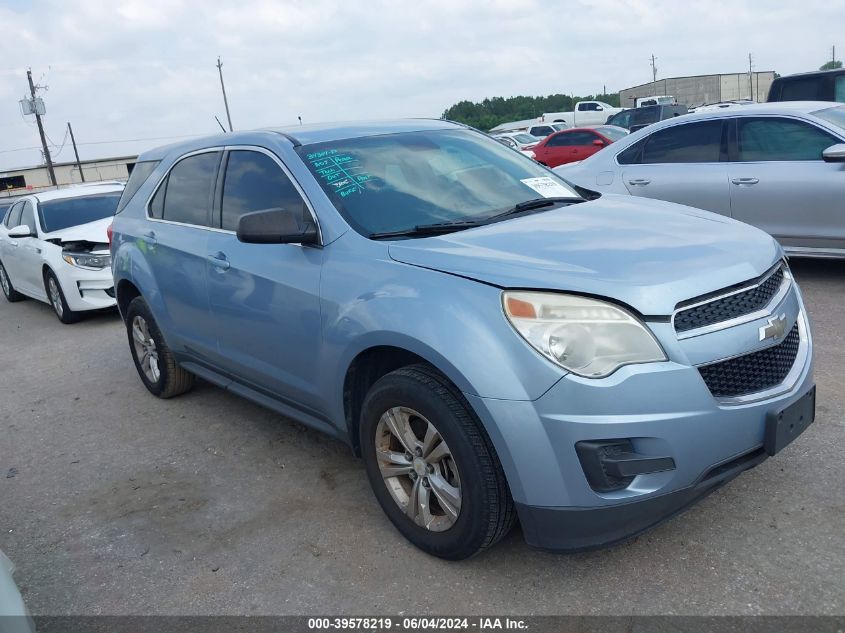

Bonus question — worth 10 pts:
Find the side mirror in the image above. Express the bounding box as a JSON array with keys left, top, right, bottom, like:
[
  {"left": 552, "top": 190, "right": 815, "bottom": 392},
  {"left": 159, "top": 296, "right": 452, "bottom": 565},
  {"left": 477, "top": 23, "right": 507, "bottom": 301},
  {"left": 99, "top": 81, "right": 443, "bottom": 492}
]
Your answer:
[
  {"left": 237, "top": 207, "right": 318, "bottom": 245},
  {"left": 822, "top": 144, "right": 845, "bottom": 163},
  {"left": 8, "top": 225, "right": 35, "bottom": 238},
  {"left": 592, "top": 139, "right": 606, "bottom": 147}
]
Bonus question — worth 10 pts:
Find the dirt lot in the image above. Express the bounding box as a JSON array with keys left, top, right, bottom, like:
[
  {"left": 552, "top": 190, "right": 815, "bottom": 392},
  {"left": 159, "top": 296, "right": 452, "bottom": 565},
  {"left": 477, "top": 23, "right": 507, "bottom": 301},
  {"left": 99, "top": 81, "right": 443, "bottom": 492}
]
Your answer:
[{"left": 0, "top": 259, "right": 843, "bottom": 615}]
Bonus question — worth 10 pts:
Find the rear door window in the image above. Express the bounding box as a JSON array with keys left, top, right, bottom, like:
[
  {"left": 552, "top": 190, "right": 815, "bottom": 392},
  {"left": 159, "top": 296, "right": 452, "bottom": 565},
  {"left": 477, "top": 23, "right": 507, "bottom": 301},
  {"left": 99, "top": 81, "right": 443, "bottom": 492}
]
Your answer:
[
  {"left": 736, "top": 117, "right": 838, "bottom": 161},
  {"left": 157, "top": 152, "right": 221, "bottom": 226},
  {"left": 640, "top": 120, "right": 723, "bottom": 163},
  {"left": 220, "top": 150, "right": 308, "bottom": 232}
]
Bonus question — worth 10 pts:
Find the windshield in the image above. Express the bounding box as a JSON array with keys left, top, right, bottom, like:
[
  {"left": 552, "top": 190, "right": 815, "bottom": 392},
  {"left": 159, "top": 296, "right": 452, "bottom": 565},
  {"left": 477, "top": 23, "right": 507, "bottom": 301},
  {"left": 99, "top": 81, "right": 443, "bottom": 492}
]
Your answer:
[
  {"left": 38, "top": 192, "right": 121, "bottom": 233},
  {"left": 812, "top": 106, "right": 845, "bottom": 135},
  {"left": 595, "top": 126, "right": 629, "bottom": 141},
  {"left": 513, "top": 134, "right": 538, "bottom": 144},
  {"left": 298, "top": 129, "right": 580, "bottom": 237}
]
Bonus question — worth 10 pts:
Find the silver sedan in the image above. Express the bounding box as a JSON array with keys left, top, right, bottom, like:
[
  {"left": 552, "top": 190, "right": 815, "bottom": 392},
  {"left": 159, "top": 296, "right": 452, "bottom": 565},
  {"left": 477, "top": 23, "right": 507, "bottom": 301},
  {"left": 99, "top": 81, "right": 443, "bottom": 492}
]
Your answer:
[{"left": 556, "top": 102, "right": 845, "bottom": 258}]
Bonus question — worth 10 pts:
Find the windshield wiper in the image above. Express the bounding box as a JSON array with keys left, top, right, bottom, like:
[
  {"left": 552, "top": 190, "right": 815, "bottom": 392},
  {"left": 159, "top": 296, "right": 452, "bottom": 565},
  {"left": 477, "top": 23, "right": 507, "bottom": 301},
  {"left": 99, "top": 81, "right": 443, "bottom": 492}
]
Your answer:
[
  {"left": 487, "top": 196, "right": 582, "bottom": 221},
  {"left": 369, "top": 219, "right": 486, "bottom": 240},
  {"left": 369, "top": 197, "right": 583, "bottom": 240}
]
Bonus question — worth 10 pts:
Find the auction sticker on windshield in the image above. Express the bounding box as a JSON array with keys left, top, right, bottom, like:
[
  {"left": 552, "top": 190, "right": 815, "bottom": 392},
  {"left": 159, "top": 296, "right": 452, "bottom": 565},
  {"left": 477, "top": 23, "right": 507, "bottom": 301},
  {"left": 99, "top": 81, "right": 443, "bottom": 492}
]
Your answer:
[{"left": 520, "top": 177, "right": 575, "bottom": 198}]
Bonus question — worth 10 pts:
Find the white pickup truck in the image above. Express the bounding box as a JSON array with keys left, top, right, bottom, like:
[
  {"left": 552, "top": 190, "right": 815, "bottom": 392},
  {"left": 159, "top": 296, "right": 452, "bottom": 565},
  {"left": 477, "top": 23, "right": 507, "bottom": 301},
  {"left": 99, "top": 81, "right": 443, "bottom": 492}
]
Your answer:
[{"left": 541, "top": 101, "right": 626, "bottom": 127}]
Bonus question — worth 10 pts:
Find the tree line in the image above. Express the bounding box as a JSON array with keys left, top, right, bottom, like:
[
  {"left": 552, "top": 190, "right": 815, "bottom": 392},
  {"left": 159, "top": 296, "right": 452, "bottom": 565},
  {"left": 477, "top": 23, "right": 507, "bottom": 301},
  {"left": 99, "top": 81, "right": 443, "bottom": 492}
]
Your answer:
[{"left": 442, "top": 93, "right": 621, "bottom": 131}]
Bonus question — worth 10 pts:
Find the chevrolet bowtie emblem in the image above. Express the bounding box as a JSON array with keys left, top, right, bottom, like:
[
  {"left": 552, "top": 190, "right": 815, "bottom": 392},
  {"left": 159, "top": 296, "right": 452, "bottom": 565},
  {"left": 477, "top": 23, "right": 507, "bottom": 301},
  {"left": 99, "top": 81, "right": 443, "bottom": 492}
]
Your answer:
[{"left": 759, "top": 314, "right": 787, "bottom": 342}]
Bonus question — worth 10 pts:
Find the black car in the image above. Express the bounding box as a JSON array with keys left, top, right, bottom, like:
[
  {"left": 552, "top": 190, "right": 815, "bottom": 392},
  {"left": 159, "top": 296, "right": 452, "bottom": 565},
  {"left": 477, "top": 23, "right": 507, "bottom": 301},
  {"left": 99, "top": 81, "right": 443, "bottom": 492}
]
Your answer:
[
  {"left": 605, "top": 104, "right": 689, "bottom": 132},
  {"left": 768, "top": 69, "right": 845, "bottom": 103}
]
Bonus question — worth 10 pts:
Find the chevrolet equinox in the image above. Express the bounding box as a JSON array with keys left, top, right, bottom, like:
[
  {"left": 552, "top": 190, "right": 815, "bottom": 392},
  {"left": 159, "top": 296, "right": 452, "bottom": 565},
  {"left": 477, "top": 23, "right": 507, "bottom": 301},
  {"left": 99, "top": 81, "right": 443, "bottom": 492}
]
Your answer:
[{"left": 110, "top": 119, "right": 815, "bottom": 559}]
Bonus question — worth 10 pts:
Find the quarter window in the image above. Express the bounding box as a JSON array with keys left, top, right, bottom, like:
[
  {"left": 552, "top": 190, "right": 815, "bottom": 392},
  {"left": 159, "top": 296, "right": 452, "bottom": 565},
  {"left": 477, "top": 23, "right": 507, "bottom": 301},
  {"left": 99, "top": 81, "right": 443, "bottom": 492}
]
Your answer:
[
  {"left": 640, "top": 120, "right": 723, "bottom": 163},
  {"left": 221, "top": 151, "right": 308, "bottom": 231},
  {"left": 737, "top": 117, "right": 839, "bottom": 161},
  {"left": 157, "top": 152, "right": 221, "bottom": 226}
]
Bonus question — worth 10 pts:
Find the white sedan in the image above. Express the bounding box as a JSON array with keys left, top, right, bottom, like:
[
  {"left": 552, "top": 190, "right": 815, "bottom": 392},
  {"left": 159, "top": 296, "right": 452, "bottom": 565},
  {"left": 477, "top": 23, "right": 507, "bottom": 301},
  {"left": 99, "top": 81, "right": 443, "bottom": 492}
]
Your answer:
[{"left": 0, "top": 183, "right": 123, "bottom": 323}]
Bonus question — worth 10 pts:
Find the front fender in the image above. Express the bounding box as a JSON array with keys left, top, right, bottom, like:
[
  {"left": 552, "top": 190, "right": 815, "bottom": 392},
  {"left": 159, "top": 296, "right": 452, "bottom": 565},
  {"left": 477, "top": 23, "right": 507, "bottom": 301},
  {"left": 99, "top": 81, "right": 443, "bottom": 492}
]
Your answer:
[{"left": 319, "top": 235, "right": 566, "bottom": 424}]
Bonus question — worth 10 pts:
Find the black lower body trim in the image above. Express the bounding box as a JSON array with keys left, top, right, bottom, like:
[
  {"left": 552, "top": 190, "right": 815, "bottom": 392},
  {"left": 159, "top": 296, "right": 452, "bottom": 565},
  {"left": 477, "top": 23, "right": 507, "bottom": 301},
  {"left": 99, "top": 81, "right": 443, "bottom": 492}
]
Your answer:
[{"left": 517, "top": 447, "right": 767, "bottom": 553}]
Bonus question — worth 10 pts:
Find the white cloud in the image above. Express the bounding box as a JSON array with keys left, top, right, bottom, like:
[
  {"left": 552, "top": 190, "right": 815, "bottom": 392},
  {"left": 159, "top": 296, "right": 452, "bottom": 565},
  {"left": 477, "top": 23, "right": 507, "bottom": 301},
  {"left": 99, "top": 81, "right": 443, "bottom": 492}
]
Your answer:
[{"left": 0, "top": 0, "right": 842, "bottom": 170}]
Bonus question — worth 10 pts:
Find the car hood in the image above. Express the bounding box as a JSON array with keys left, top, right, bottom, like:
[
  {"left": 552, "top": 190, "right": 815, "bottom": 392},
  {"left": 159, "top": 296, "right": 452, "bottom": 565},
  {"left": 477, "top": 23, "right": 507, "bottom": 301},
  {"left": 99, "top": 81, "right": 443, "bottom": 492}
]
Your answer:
[
  {"left": 388, "top": 195, "right": 781, "bottom": 315},
  {"left": 43, "top": 217, "right": 111, "bottom": 244}
]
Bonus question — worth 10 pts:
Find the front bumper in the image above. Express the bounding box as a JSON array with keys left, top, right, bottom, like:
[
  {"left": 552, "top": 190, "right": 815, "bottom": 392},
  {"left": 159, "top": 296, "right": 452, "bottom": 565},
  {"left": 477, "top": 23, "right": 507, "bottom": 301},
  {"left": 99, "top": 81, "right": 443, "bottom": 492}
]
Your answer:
[
  {"left": 517, "top": 445, "right": 768, "bottom": 552},
  {"left": 59, "top": 263, "right": 116, "bottom": 312},
  {"left": 466, "top": 289, "right": 814, "bottom": 552}
]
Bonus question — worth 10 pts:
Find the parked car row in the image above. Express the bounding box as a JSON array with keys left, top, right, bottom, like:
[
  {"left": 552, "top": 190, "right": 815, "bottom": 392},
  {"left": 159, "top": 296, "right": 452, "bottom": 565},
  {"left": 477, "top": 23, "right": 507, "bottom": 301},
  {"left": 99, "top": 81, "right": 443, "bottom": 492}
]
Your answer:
[
  {"left": 557, "top": 101, "right": 845, "bottom": 258},
  {"left": 0, "top": 112, "right": 822, "bottom": 561}
]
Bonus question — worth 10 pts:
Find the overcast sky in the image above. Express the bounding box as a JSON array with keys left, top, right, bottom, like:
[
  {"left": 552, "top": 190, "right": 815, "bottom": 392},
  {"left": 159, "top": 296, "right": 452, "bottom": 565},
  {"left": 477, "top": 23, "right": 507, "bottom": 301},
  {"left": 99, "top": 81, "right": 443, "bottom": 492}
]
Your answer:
[{"left": 1, "top": 0, "right": 842, "bottom": 171}]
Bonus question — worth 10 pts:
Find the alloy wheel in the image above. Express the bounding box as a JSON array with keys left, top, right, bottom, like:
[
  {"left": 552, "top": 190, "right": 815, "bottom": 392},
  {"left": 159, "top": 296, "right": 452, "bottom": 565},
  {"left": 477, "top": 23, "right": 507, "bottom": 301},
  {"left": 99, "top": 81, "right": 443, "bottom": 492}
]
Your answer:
[
  {"left": 48, "top": 277, "right": 63, "bottom": 318},
  {"left": 375, "top": 406, "right": 462, "bottom": 532},
  {"left": 0, "top": 266, "right": 9, "bottom": 297},
  {"left": 132, "top": 315, "right": 161, "bottom": 383}
]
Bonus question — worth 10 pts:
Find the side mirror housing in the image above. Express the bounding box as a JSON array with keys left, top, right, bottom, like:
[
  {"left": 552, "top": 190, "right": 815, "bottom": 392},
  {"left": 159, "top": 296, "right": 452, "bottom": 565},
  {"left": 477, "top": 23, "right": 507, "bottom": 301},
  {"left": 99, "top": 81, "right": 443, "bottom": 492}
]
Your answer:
[
  {"left": 822, "top": 143, "right": 845, "bottom": 163},
  {"left": 8, "top": 225, "right": 35, "bottom": 238},
  {"left": 592, "top": 139, "right": 606, "bottom": 147},
  {"left": 236, "top": 207, "right": 319, "bottom": 245}
]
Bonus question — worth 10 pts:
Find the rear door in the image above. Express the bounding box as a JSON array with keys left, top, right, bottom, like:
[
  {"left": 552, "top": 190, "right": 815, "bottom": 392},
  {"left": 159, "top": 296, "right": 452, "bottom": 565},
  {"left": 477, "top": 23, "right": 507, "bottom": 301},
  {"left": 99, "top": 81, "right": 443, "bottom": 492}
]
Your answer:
[
  {"left": 204, "top": 147, "right": 325, "bottom": 413},
  {"left": 727, "top": 116, "right": 845, "bottom": 252},
  {"left": 618, "top": 119, "right": 732, "bottom": 215},
  {"left": 145, "top": 149, "right": 222, "bottom": 360}
]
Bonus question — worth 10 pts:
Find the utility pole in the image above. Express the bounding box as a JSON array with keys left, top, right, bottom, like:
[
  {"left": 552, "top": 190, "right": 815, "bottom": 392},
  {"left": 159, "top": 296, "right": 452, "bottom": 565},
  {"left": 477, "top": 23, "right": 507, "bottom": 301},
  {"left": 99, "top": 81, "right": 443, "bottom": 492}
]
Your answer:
[
  {"left": 27, "top": 69, "right": 57, "bottom": 186},
  {"left": 67, "top": 122, "right": 84, "bottom": 182},
  {"left": 216, "top": 57, "right": 233, "bottom": 132},
  {"left": 650, "top": 54, "right": 657, "bottom": 85},
  {"left": 748, "top": 53, "right": 754, "bottom": 101},
  {"left": 834, "top": 45, "right": 837, "bottom": 65}
]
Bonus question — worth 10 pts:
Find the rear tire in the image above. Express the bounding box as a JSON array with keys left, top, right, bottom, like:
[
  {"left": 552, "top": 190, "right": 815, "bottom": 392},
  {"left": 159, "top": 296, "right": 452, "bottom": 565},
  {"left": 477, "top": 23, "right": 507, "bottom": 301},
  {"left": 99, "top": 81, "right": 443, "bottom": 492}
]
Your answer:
[
  {"left": 0, "top": 261, "right": 25, "bottom": 302},
  {"left": 360, "top": 364, "right": 515, "bottom": 560},
  {"left": 125, "top": 296, "right": 194, "bottom": 398},
  {"left": 44, "top": 269, "right": 81, "bottom": 324}
]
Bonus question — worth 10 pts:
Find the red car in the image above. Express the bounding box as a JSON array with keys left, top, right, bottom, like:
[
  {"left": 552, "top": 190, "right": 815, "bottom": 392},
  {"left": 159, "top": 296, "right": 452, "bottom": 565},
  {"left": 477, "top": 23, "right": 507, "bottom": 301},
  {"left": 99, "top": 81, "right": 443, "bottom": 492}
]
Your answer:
[{"left": 532, "top": 125, "right": 629, "bottom": 167}]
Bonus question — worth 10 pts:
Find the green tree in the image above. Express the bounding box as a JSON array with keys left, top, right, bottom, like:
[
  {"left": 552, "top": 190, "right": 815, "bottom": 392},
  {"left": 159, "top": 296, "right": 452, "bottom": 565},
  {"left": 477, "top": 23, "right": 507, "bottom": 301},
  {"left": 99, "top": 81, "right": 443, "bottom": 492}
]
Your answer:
[{"left": 819, "top": 60, "right": 843, "bottom": 70}]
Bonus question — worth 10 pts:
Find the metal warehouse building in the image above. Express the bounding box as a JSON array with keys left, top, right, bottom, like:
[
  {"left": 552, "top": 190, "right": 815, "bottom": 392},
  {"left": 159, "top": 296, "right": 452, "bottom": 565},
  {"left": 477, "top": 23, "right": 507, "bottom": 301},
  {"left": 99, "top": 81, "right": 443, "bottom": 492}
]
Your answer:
[
  {"left": 0, "top": 155, "right": 137, "bottom": 195},
  {"left": 619, "top": 71, "right": 776, "bottom": 108}
]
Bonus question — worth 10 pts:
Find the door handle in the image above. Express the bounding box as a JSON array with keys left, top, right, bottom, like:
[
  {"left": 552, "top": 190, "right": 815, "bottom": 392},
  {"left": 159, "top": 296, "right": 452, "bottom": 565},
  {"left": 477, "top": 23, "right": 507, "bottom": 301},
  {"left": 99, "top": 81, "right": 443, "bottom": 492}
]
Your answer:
[
  {"left": 207, "top": 252, "right": 230, "bottom": 271},
  {"left": 9, "top": 241, "right": 19, "bottom": 248},
  {"left": 731, "top": 177, "right": 759, "bottom": 185},
  {"left": 628, "top": 178, "right": 651, "bottom": 186},
  {"left": 141, "top": 231, "right": 157, "bottom": 246}
]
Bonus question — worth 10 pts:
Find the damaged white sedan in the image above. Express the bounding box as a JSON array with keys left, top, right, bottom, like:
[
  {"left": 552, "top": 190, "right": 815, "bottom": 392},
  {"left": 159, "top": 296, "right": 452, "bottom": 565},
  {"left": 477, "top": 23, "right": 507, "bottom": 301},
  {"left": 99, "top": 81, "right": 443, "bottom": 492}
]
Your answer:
[{"left": 0, "top": 183, "right": 123, "bottom": 323}]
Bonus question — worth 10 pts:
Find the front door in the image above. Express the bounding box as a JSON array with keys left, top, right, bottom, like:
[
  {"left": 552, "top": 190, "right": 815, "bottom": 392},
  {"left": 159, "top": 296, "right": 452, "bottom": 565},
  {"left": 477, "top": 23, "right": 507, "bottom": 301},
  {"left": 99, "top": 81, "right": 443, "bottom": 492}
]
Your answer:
[{"left": 205, "top": 148, "right": 325, "bottom": 414}]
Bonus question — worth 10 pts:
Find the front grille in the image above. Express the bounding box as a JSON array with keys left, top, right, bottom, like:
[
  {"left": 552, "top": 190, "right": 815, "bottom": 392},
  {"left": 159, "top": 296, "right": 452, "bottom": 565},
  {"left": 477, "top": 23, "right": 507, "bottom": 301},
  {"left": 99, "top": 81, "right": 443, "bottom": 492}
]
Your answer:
[
  {"left": 698, "top": 322, "right": 800, "bottom": 398},
  {"left": 674, "top": 265, "right": 785, "bottom": 333}
]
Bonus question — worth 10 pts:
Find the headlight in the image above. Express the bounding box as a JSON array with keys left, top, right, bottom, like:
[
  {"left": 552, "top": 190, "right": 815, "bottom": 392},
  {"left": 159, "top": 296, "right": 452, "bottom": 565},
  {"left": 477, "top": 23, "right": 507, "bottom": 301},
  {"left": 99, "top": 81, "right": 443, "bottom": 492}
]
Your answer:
[
  {"left": 503, "top": 291, "right": 667, "bottom": 378},
  {"left": 62, "top": 253, "right": 111, "bottom": 270}
]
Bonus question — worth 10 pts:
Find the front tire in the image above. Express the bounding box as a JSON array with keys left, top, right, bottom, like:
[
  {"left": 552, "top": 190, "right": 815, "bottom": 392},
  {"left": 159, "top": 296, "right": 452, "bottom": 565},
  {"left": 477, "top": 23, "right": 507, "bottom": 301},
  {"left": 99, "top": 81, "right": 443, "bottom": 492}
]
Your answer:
[
  {"left": 0, "top": 261, "right": 25, "bottom": 302},
  {"left": 44, "top": 269, "right": 81, "bottom": 324},
  {"left": 360, "top": 364, "right": 515, "bottom": 560},
  {"left": 125, "top": 296, "right": 194, "bottom": 398}
]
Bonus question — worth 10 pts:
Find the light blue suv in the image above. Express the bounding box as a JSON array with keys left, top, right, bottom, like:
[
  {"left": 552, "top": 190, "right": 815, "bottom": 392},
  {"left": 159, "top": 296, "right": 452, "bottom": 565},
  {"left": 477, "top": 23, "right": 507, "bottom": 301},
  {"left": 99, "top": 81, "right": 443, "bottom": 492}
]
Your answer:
[{"left": 111, "top": 120, "right": 815, "bottom": 559}]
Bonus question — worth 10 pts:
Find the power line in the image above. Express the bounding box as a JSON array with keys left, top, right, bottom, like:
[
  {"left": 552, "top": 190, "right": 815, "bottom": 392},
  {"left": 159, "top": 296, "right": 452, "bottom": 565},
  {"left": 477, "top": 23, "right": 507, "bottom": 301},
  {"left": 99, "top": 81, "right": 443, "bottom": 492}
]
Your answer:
[{"left": 0, "top": 132, "right": 209, "bottom": 156}]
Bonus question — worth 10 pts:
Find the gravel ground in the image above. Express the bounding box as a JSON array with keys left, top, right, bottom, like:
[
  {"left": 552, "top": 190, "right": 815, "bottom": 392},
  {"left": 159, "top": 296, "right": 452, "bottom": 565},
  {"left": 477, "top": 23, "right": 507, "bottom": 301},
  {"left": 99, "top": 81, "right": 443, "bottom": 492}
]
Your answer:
[{"left": 0, "top": 259, "right": 843, "bottom": 615}]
